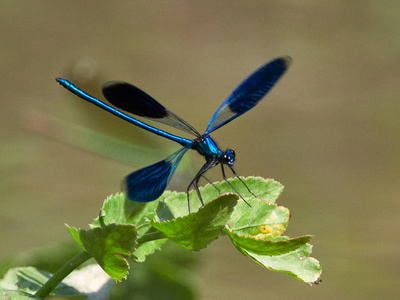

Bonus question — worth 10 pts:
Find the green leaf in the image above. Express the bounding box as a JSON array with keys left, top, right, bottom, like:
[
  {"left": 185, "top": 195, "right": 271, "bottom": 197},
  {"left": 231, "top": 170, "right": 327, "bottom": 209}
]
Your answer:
[
  {"left": 91, "top": 193, "right": 167, "bottom": 262},
  {"left": 92, "top": 193, "right": 158, "bottom": 228},
  {"left": 67, "top": 226, "right": 84, "bottom": 247},
  {"left": 154, "top": 177, "right": 283, "bottom": 213},
  {"left": 132, "top": 239, "right": 167, "bottom": 263},
  {"left": 0, "top": 290, "right": 40, "bottom": 299},
  {"left": 0, "top": 266, "right": 114, "bottom": 299},
  {"left": 227, "top": 197, "right": 290, "bottom": 237},
  {"left": 198, "top": 177, "right": 284, "bottom": 204},
  {"left": 63, "top": 177, "right": 321, "bottom": 284},
  {"left": 242, "top": 243, "right": 322, "bottom": 284},
  {"left": 155, "top": 190, "right": 201, "bottom": 216},
  {"left": 0, "top": 267, "right": 83, "bottom": 298},
  {"left": 227, "top": 230, "right": 313, "bottom": 256},
  {"left": 151, "top": 193, "right": 239, "bottom": 250},
  {"left": 67, "top": 223, "right": 137, "bottom": 281}
]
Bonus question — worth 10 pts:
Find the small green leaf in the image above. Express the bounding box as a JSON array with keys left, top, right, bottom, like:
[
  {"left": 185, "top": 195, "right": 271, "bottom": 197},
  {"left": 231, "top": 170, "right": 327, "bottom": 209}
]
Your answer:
[
  {"left": 67, "top": 226, "right": 84, "bottom": 247},
  {"left": 244, "top": 243, "right": 322, "bottom": 284},
  {"left": 92, "top": 193, "right": 158, "bottom": 229},
  {"left": 227, "top": 198, "right": 290, "bottom": 237},
  {"left": 91, "top": 193, "right": 167, "bottom": 262},
  {"left": 151, "top": 193, "right": 239, "bottom": 250},
  {"left": 0, "top": 267, "right": 82, "bottom": 298},
  {"left": 227, "top": 230, "right": 313, "bottom": 256},
  {"left": 67, "top": 224, "right": 137, "bottom": 281}
]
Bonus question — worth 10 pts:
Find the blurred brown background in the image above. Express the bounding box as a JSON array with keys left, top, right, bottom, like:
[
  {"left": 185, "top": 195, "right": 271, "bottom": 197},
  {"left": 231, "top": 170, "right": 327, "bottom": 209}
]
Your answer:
[{"left": 1, "top": 1, "right": 399, "bottom": 299}]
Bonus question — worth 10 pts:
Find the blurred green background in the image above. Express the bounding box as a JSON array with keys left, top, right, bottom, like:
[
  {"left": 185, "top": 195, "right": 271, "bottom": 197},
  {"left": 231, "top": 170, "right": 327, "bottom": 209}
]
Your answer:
[{"left": 1, "top": 1, "right": 399, "bottom": 299}]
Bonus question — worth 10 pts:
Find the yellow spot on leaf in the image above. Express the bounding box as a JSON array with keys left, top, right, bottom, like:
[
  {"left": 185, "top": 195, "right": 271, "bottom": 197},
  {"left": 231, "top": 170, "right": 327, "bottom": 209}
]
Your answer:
[{"left": 258, "top": 224, "right": 286, "bottom": 236}]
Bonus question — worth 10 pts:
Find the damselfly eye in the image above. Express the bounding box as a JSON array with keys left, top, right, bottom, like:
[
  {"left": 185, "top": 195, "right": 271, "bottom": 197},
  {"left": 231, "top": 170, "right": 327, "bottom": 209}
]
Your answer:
[{"left": 222, "top": 150, "right": 235, "bottom": 166}]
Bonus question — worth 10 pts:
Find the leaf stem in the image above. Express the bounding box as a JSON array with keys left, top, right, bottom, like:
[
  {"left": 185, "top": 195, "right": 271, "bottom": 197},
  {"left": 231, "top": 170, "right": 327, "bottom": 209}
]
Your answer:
[
  {"left": 137, "top": 231, "right": 166, "bottom": 244},
  {"left": 34, "top": 251, "right": 92, "bottom": 299}
]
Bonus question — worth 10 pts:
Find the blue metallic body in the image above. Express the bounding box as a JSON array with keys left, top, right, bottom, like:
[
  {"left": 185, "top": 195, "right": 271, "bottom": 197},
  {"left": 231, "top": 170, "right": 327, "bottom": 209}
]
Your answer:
[
  {"left": 56, "top": 56, "right": 292, "bottom": 210},
  {"left": 192, "top": 135, "right": 221, "bottom": 159}
]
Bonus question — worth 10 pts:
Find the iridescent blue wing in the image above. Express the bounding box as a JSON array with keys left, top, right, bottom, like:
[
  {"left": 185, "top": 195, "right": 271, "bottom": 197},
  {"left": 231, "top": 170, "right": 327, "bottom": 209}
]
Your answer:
[
  {"left": 205, "top": 56, "right": 292, "bottom": 134},
  {"left": 124, "top": 147, "right": 189, "bottom": 202},
  {"left": 103, "top": 82, "right": 201, "bottom": 137},
  {"left": 56, "top": 78, "right": 193, "bottom": 147}
]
